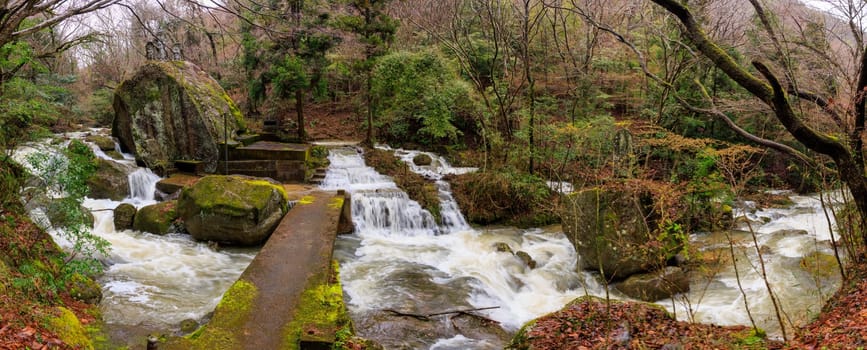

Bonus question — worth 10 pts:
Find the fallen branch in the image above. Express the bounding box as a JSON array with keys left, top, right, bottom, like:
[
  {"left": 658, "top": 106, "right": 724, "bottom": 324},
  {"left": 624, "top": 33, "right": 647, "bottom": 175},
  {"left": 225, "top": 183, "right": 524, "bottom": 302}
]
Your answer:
[{"left": 383, "top": 306, "right": 500, "bottom": 321}]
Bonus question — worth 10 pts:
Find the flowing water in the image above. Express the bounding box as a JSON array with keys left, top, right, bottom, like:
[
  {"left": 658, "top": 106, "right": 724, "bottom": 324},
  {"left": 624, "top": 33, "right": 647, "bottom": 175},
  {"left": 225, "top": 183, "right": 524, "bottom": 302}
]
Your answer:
[
  {"left": 12, "top": 132, "right": 845, "bottom": 346},
  {"left": 327, "top": 146, "right": 844, "bottom": 346},
  {"left": 14, "top": 131, "right": 256, "bottom": 333}
]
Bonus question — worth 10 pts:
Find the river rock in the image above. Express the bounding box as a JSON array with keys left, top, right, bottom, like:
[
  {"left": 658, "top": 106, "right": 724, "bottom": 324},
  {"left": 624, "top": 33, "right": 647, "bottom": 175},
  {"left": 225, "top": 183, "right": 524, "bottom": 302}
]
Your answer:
[
  {"left": 114, "top": 203, "right": 137, "bottom": 230},
  {"left": 616, "top": 266, "right": 690, "bottom": 302},
  {"left": 86, "top": 158, "right": 132, "bottom": 201},
  {"left": 562, "top": 187, "right": 662, "bottom": 279},
  {"left": 178, "top": 175, "right": 287, "bottom": 245},
  {"left": 133, "top": 200, "right": 179, "bottom": 235},
  {"left": 516, "top": 251, "right": 537, "bottom": 269},
  {"left": 494, "top": 242, "right": 513, "bottom": 254},
  {"left": 412, "top": 153, "right": 432, "bottom": 166},
  {"left": 179, "top": 319, "right": 199, "bottom": 333},
  {"left": 85, "top": 135, "right": 116, "bottom": 151},
  {"left": 68, "top": 273, "right": 102, "bottom": 304},
  {"left": 351, "top": 265, "right": 510, "bottom": 349},
  {"left": 112, "top": 61, "right": 245, "bottom": 173}
]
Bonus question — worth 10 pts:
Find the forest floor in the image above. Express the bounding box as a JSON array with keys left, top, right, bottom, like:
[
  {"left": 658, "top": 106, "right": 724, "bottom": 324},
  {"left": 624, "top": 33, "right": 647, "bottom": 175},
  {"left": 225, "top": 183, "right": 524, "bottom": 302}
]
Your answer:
[{"left": 0, "top": 210, "right": 100, "bottom": 350}]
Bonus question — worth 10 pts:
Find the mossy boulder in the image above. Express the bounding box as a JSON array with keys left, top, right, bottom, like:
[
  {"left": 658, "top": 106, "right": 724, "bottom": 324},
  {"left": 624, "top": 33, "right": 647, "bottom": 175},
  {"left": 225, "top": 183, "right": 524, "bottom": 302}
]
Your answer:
[
  {"left": 133, "top": 200, "right": 179, "bottom": 235},
  {"left": 561, "top": 187, "right": 660, "bottom": 279},
  {"left": 68, "top": 273, "right": 102, "bottom": 304},
  {"left": 85, "top": 135, "right": 116, "bottom": 151},
  {"left": 112, "top": 61, "right": 245, "bottom": 173},
  {"left": 412, "top": 153, "right": 432, "bottom": 166},
  {"left": 47, "top": 307, "right": 94, "bottom": 350},
  {"left": 86, "top": 158, "right": 132, "bottom": 201},
  {"left": 178, "top": 175, "right": 287, "bottom": 245},
  {"left": 616, "top": 266, "right": 690, "bottom": 302},
  {"left": 114, "top": 203, "right": 137, "bottom": 230}
]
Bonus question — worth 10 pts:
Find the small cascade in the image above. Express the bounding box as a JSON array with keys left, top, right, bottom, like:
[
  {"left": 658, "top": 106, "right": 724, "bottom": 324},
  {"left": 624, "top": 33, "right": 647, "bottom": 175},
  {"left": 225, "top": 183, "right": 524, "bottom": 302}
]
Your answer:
[
  {"left": 384, "top": 147, "right": 476, "bottom": 233},
  {"left": 128, "top": 168, "right": 161, "bottom": 202},
  {"left": 321, "top": 147, "right": 439, "bottom": 236}
]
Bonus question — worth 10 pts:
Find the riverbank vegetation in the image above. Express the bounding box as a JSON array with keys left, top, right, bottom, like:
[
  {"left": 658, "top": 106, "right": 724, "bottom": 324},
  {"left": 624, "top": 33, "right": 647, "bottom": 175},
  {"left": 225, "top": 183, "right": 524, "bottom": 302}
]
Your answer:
[{"left": 2, "top": 0, "right": 867, "bottom": 348}]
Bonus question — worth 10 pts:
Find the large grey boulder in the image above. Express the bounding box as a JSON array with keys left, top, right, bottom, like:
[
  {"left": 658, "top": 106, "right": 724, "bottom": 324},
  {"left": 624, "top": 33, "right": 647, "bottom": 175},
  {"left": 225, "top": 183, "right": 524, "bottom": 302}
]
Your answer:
[
  {"left": 561, "top": 187, "right": 662, "bottom": 279},
  {"left": 112, "top": 61, "right": 245, "bottom": 173},
  {"left": 177, "top": 175, "right": 287, "bottom": 245}
]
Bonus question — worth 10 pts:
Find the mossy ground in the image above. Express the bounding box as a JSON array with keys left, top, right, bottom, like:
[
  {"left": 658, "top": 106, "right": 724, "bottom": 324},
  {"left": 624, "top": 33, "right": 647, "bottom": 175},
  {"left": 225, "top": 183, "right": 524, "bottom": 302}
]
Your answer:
[{"left": 0, "top": 210, "right": 103, "bottom": 349}]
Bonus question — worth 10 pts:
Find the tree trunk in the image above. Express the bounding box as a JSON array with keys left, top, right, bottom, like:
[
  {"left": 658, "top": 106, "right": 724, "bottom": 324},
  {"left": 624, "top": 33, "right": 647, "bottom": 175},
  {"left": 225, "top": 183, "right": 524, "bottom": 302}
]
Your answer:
[{"left": 296, "top": 89, "right": 305, "bottom": 141}]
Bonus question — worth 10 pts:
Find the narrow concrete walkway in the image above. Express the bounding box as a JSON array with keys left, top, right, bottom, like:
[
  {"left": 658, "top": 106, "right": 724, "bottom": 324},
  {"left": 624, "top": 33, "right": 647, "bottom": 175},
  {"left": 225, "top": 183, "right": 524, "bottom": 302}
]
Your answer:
[
  {"left": 165, "top": 190, "right": 348, "bottom": 350},
  {"left": 236, "top": 190, "right": 343, "bottom": 349}
]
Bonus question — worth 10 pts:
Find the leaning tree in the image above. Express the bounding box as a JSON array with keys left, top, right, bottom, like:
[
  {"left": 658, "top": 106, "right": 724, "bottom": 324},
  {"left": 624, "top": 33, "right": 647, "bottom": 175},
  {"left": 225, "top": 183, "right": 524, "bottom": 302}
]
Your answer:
[{"left": 646, "top": 0, "right": 867, "bottom": 254}]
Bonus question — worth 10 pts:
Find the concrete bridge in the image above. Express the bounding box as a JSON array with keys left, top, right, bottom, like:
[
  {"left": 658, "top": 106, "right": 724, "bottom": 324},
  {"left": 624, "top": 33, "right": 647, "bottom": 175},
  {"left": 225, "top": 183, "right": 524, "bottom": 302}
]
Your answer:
[{"left": 163, "top": 182, "right": 353, "bottom": 350}]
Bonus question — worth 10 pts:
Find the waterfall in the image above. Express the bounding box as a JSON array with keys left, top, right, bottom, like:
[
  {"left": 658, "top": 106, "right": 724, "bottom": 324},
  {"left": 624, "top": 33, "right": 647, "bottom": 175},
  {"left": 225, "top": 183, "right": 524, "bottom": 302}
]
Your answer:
[
  {"left": 321, "top": 148, "right": 440, "bottom": 236},
  {"left": 128, "top": 168, "right": 160, "bottom": 202},
  {"left": 384, "top": 147, "right": 476, "bottom": 233}
]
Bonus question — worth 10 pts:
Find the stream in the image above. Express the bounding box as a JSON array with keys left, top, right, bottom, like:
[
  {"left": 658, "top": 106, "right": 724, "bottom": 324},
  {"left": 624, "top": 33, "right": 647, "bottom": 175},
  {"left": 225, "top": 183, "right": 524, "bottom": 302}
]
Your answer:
[{"left": 13, "top": 134, "right": 845, "bottom": 348}]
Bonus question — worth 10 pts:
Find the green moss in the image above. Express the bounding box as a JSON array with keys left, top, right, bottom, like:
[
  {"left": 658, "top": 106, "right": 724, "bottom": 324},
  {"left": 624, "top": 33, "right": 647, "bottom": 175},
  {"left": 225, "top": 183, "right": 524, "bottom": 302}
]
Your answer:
[
  {"left": 281, "top": 261, "right": 350, "bottom": 350},
  {"left": 180, "top": 176, "right": 287, "bottom": 217},
  {"left": 328, "top": 197, "right": 344, "bottom": 210},
  {"left": 47, "top": 307, "right": 94, "bottom": 350},
  {"left": 298, "top": 195, "right": 315, "bottom": 205}
]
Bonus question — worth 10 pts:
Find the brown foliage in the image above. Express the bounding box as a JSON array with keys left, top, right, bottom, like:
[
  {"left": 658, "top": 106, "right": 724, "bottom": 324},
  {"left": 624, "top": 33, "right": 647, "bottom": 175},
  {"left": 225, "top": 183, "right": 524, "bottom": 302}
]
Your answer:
[{"left": 512, "top": 297, "right": 782, "bottom": 350}]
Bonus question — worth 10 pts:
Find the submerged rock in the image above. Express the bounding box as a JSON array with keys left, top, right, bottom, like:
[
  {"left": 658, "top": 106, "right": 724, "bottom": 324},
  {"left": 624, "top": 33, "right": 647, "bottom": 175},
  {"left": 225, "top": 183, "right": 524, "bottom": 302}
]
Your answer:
[
  {"left": 351, "top": 265, "right": 509, "bottom": 349},
  {"left": 113, "top": 203, "right": 137, "bottom": 230},
  {"left": 112, "top": 61, "right": 245, "bottom": 173},
  {"left": 494, "top": 242, "right": 513, "bottom": 254},
  {"left": 616, "top": 266, "right": 690, "bottom": 302},
  {"left": 86, "top": 158, "right": 132, "bottom": 201},
  {"left": 515, "top": 251, "right": 537, "bottom": 269},
  {"left": 179, "top": 319, "right": 199, "bottom": 334},
  {"left": 133, "top": 200, "right": 179, "bottom": 235},
  {"left": 177, "top": 175, "right": 287, "bottom": 245}
]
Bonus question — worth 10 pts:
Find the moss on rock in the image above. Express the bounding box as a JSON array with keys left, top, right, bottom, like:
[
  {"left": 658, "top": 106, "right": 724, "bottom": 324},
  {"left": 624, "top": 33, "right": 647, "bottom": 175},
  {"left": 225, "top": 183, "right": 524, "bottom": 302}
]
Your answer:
[
  {"left": 133, "top": 200, "right": 179, "bottom": 235},
  {"left": 47, "top": 306, "right": 94, "bottom": 350},
  {"left": 68, "top": 273, "right": 102, "bottom": 304},
  {"left": 178, "top": 175, "right": 287, "bottom": 245},
  {"left": 112, "top": 61, "right": 245, "bottom": 173}
]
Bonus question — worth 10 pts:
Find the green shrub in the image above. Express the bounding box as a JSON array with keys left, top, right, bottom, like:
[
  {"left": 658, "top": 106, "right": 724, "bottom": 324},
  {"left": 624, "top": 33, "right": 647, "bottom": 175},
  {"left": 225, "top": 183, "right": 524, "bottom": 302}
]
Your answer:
[{"left": 371, "top": 50, "right": 479, "bottom": 145}]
